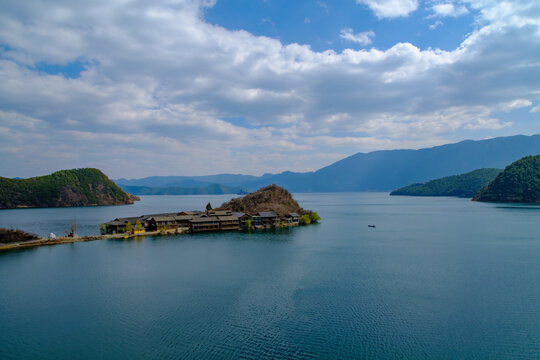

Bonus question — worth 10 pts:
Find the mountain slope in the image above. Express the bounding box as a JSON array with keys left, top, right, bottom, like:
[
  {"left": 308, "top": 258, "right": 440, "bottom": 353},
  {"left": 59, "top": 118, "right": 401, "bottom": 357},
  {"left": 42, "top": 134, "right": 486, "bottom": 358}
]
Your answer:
[
  {"left": 472, "top": 155, "right": 540, "bottom": 203},
  {"left": 0, "top": 168, "right": 139, "bottom": 209},
  {"left": 390, "top": 168, "right": 502, "bottom": 197},
  {"left": 112, "top": 134, "right": 540, "bottom": 193},
  {"left": 246, "top": 134, "right": 540, "bottom": 192}
]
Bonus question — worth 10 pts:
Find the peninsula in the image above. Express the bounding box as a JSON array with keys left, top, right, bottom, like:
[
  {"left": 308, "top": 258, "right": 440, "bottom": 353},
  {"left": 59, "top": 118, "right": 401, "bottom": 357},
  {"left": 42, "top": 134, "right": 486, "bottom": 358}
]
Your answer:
[
  {"left": 103, "top": 185, "right": 320, "bottom": 235},
  {"left": 390, "top": 168, "right": 501, "bottom": 198},
  {"left": 0, "top": 168, "right": 139, "bottom": 209},
  {"left": 473, "top": 155, "right": 540, "bottom": 203}
]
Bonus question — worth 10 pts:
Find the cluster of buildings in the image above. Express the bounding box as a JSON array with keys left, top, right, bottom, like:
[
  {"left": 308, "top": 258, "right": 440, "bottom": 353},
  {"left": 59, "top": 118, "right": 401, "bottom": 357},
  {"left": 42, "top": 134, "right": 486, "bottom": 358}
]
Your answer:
[{"left": 103, "top": 210, "right": 301, "bottom": 235}]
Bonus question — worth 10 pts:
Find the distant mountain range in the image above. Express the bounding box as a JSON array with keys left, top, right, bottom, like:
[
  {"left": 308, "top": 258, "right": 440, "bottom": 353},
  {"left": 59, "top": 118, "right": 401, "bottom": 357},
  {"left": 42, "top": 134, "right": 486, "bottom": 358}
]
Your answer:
[
  {"left": 119, "top": 183, "right": 243, "bottom": 195},
  {"left": 115, "top": 134, "right": 540, "bottom": 193}
]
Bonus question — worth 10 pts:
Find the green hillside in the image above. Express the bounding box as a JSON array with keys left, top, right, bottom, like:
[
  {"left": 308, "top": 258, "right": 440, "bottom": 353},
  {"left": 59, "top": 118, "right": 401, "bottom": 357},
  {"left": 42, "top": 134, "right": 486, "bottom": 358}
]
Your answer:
[
  {"left": 0, "top": 168, "right": 139, "bottom": 209},
  {"left": 390, "top": 168, "right": 501, "bottom": 198},
  {"left": 473, "top": 155, "right": 540, "bottom": 203}
]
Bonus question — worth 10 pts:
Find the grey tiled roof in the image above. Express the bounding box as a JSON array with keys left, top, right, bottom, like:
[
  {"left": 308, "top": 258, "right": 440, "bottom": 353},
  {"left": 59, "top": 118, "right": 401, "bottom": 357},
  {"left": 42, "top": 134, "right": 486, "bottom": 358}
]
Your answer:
[{"left": 258, "top": 211, "right": 278, "bottom": 218}]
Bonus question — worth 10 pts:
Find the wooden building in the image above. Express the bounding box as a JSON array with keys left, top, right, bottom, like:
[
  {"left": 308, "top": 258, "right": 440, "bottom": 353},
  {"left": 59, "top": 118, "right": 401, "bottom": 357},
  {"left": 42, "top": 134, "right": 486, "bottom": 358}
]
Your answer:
[
  {"left": 190, "top": 216, "right": 221, "bottom": 232},
  {"left": 218, "top": 215, "right": 240, "bottom": 231},
  {"left": 258, "top": 211, "right": 279, "bottom": 228}
]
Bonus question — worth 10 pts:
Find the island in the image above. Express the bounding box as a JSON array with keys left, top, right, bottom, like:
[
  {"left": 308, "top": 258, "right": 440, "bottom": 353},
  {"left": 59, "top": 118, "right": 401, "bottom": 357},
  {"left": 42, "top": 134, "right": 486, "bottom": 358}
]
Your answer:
[
  {"left": 103, "top": 185, "right": 320, "bottom": 235},
  {"left": 390, "top": 168, "right": 501, "bottom": 198},
  {"left": 0, "top": 168, "right": 139, "bottom": 209},
  {"left": 472, "top": 155, "right": 540, "bottom": 203}
]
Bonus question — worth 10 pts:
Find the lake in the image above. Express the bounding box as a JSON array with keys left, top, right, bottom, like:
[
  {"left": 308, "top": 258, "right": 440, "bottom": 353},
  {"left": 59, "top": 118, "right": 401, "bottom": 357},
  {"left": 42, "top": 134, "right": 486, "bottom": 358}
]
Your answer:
[{"left": 1, "top": 193, "right": 540, "bottom": 359}]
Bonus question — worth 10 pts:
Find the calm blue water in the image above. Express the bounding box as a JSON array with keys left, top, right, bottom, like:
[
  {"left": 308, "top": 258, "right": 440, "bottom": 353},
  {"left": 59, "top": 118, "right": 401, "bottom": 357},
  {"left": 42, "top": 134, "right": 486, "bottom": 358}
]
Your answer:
[{"left": 1, "top": 193, "right": 540, "bottom": 359}]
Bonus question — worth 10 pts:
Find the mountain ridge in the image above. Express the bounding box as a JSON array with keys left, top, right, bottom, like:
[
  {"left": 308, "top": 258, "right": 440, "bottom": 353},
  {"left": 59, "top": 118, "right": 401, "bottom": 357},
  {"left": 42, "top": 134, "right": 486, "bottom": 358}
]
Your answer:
[{"left": 114, "top": 134, "right": 540, "bottom": 192}]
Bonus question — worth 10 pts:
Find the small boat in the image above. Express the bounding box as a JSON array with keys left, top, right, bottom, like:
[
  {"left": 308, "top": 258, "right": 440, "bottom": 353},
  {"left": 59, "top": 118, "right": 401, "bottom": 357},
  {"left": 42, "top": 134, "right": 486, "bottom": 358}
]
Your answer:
[{"left": 368, "top": 224, "right": 376, "bottom": 228}]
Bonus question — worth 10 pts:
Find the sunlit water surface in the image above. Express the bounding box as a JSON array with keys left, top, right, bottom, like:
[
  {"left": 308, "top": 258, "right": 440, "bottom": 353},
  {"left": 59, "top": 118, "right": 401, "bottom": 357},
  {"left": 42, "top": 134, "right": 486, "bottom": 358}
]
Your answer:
[{"left": 1, "top": 193, "right": 539, "bottom": 359}]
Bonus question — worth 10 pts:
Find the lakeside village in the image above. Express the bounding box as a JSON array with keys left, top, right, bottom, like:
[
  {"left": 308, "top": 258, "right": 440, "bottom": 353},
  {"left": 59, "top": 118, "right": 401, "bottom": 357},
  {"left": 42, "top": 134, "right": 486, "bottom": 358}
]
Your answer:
[{"left": 102, "top": 209, "right": 319, "bottom": 235}]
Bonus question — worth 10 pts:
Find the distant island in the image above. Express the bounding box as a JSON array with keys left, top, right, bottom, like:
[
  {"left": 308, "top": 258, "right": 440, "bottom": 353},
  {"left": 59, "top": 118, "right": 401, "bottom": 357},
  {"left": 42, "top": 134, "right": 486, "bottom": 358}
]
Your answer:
[
  {"left": 390, "top": 168, "right": 501, "bottom": 198},
  {"left": 118, "top": 183, "right": 244, "bottom": 195},
  {"left": 0, "top": 168, "right": 139, "bottom": 209},
  {"left": 473, "top": 155, "right": 540, "bottom": 203},
  {"left": 103, "top": 185, "right": 320, "bottom": 235}
]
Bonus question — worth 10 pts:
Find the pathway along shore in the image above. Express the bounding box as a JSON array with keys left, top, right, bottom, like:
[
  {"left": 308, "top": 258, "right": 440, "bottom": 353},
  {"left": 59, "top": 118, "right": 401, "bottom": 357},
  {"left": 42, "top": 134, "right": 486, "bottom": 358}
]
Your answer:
[{"left": 0, "top": 228, "right": 188, "bottom": 252}]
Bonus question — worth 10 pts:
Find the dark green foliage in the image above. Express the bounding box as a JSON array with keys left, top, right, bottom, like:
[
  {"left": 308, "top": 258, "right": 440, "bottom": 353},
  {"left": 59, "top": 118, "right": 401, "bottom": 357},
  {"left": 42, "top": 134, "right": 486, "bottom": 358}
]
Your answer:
[
  {"left": 0, "top": 168, "right": 139, "bottom": 209},
  {"left": 206, "top": 202, "right": 212, "bottom": 211},
  {"left": 391, "top": 168, "right": 501, "bottom": 198},
  {"left": 473, "top": 155, "right": 540, "bottom": 203}
]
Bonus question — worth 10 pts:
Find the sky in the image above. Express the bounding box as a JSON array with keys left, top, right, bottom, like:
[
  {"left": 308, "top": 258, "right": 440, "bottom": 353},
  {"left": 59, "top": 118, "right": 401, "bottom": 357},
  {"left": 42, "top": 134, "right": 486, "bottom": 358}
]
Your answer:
[{"left": 0, "top": 0, "right": 539, "bottom": 179}]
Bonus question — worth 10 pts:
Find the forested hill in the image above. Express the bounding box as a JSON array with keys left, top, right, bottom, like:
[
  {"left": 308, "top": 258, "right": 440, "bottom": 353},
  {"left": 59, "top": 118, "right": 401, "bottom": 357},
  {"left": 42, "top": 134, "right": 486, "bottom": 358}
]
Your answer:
[
  {"left": 0, "top": 168, "right": 139, "bottom": 209},
  {"left": 473, "top": 155, "right": 540, "bottom": 203},
  {"left": 390, "top": 168, "right": 502, "bottom": 198}
]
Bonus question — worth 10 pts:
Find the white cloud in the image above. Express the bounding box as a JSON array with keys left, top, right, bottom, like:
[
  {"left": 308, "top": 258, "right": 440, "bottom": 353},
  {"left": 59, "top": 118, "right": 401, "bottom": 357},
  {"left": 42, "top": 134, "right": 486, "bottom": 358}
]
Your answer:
[
  {"left": 498, "top": 99, "right": 532, "bottom": 112},
  {"left": 0, "top": 0, "right": 539, "bottom": 178},
  {"left": 356, "top": 0, "right": 419, "bottom": 19},
  {"left": 429, "top": 20, "right": 444, "bottom": 29},
  {"left": 530, "top": 105, "right": 540, "bottom": 113},
  {"left": 430, "top": 3, "right": 469, "bottom": 18},
  {"left": 339, "top": 28, "right": 375, "bottom": 46}
]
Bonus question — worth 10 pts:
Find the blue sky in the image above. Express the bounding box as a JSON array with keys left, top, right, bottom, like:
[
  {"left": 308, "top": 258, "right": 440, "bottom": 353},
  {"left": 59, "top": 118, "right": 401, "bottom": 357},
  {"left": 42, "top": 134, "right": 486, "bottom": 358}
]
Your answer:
[
  {"left": 205, "top": 0, "right": 476, "bottom": 52},
  {"left": 0, "top": 0, "right": 539, "bottom": 178}
]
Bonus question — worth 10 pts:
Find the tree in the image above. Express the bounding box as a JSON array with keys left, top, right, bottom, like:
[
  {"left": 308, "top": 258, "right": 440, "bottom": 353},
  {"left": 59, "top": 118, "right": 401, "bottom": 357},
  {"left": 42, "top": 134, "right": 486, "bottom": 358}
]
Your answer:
[
  {"left": 206, "top": 202, "right": 212, "bottom": 211},
  {"left": 135, "top": 220, "right": 142, "bottom": 231},
  {"left": 300, "top": 214, "right": 311, "bottom": 225},
  {"left": 99, "top": 223, "right": 106, "bottom": 234},
  {"left": 66, "top": 219, "right": 78, "bottom": 237},
  {"left": 309, "top": 211, "right": 321, "bottom": 223},
  {"left": 125, "top": 221, "right": 132, "bottom": 233},
  {"left": 245, "top": 218, "right": 252, "bottom": 230}
]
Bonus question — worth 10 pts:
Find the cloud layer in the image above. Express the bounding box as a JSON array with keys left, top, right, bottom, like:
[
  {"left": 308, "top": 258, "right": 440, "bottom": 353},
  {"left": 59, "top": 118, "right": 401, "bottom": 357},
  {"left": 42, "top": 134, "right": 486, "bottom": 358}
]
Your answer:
[{"left": 0, "top": 0, "right": 539, "bottom": 178}]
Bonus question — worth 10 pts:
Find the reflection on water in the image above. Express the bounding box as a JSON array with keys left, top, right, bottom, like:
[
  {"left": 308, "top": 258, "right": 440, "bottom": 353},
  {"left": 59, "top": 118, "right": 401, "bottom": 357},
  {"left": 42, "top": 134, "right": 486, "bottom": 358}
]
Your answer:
[{"left": 0, "top": 193, "right": 539, "bottom": 359}]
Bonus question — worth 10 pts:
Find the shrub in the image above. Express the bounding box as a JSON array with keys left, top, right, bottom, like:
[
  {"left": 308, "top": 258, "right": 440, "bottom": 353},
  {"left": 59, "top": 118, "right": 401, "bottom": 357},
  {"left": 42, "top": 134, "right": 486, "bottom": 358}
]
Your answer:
[
  {"left": 300, "top": 214, "right": 311, "bottom": 225},
  {"left": 309, "top": 211, "right": 321, "bottom": 222}
]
